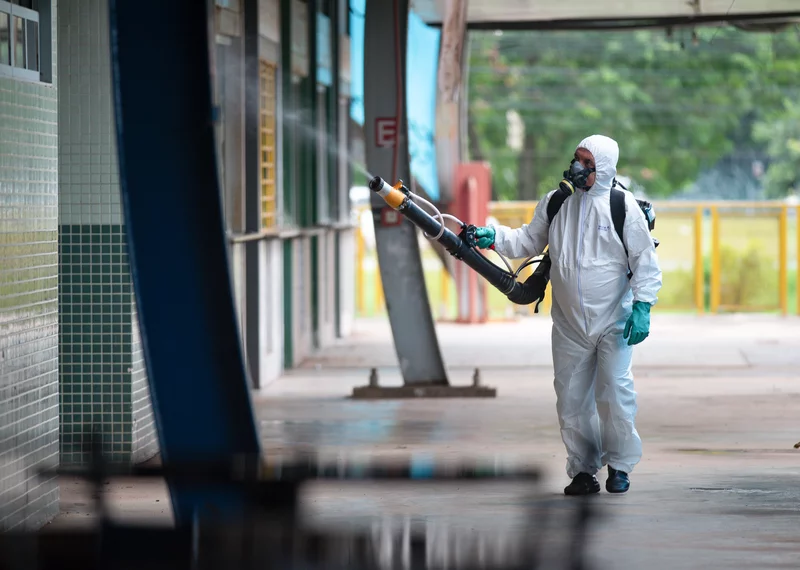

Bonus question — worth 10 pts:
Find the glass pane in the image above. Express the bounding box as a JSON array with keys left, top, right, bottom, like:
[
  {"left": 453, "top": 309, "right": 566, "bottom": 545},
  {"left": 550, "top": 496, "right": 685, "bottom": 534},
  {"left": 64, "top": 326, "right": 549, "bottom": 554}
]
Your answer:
[
  {"left": 12, "top": 1, "right": 37, "bottom": 9},
  {"left": 316, "top": 89, "right": 329, "bottom": 223},
  {"left": 0, "top": 13, "right": 10, "bottom": 66},
  {"left": 13, "top": 16, "right": 24, "bottom": 69},
  {"left": 25, "top": 19, "right": 37, "bottom": 71}
]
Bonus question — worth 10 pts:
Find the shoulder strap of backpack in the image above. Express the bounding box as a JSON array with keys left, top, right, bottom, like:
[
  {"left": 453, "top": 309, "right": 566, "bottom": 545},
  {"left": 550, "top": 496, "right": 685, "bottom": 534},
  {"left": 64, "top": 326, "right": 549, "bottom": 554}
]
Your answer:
[
  {"left": 546, "top": 188, "right": 571, "bottom": 223},
  {"left": 610, "top": 188, "right": 627, "bottom": 257}
]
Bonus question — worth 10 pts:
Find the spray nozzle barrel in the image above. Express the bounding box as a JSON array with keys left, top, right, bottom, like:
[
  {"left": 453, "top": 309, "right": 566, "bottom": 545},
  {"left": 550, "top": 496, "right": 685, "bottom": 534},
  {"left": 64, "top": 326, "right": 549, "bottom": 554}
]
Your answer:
[
  {"left": 369, "top": 176, "right": 407, "bottom": 209},
  {"left": 368, "top": 176, "right": 386, "bottom": 192}
]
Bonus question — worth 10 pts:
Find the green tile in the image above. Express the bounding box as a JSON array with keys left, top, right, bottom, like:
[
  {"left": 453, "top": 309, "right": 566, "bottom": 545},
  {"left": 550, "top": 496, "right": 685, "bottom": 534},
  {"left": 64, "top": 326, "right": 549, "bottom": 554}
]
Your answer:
[{"left": 59, "top": 223, "right": 148, "bottom": 466}]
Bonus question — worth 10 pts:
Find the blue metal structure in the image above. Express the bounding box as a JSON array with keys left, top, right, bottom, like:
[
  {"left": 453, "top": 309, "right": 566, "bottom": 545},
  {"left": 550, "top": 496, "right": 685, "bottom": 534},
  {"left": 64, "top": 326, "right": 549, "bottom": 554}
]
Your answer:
[{"left": 108, "top": 0, "right": 261, "bottom": 524}]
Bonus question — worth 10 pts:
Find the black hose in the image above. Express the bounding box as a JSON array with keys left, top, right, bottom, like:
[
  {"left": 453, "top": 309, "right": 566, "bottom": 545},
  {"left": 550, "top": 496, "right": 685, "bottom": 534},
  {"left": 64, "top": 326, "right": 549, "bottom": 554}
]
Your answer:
[
  {"left": 509, "top": 254, "right": 550, "bottom": 306},
  {"left": 394, "top": 194, "right": 549, "bottom": 307}
]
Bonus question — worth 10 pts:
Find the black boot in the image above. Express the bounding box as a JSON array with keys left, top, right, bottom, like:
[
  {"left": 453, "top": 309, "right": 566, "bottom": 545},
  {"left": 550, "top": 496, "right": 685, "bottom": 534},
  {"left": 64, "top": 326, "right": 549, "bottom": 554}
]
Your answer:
[
  {"left": 564, "top": 473, "right": 601, "bottom": 496},
  {"left": 605, "top": 466, "right": 630, "bottom": 494}
]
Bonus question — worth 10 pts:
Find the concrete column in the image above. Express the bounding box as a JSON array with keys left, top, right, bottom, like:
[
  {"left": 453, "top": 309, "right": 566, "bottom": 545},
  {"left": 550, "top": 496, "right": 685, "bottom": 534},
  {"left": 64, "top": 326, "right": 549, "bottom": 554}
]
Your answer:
[{"left": 57, "top": 0, "right": 157, "bottom": 465}]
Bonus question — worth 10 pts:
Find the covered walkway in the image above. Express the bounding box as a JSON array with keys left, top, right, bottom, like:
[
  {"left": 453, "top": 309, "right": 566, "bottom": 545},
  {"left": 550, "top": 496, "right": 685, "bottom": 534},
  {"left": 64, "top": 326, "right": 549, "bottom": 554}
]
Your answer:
[{"left": 54, "top": 314, "right": 800, "bottom": 569}]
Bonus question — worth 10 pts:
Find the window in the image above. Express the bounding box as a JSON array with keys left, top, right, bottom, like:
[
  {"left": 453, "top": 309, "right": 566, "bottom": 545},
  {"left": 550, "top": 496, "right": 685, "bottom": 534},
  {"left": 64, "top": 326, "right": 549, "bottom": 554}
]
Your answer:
[
  {"left": 316, "top": 85, "right": 329, "bottom": 224},
  {"left": 259, "top": 60, "right": 279, "bottom": 229},
  {"left": 0, "top": 0, "right": 47, "bottom": 82},
  {"left": 0, "top": 13, "right": 10, "bottom": 66}
]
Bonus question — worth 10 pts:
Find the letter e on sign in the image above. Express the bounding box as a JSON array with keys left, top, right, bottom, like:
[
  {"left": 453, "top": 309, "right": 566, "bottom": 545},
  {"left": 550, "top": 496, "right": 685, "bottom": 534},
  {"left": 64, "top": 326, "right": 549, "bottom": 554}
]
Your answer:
[{"left": 375, "top": 117, "right": 397, "bottom": 148}]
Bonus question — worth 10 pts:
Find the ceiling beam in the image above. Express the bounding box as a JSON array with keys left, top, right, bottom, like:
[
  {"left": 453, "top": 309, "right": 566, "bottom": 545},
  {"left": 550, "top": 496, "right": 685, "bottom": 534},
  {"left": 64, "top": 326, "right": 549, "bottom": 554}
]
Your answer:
[{"left": 423, "top": 11, "right": 800, "bottom": 32}]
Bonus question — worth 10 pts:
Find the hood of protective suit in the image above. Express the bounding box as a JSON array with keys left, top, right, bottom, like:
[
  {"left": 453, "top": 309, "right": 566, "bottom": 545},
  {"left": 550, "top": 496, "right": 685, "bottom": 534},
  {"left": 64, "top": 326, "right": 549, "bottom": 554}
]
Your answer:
[{"left": 576, "top": 134, "right": 619, "bottom": 195}]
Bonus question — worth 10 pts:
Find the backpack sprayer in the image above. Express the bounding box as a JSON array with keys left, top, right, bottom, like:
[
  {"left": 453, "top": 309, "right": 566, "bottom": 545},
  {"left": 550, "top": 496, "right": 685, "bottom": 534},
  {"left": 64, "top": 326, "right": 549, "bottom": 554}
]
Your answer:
[
  {"left": 369, "top": 176, "right": 552, "bottom": 307},
  {"left": 369, "top": 174, "right": 659, "bottom": 312}
]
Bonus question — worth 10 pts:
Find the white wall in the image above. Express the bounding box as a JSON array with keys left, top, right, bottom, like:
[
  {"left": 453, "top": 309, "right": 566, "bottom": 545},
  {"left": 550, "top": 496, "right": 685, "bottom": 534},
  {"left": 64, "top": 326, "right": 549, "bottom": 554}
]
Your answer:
[
  {"left": 318, "top": 230, "right": 337, "bottom": 346},
  {"left": 259, "top": 239, "right": 284, "bottom": 386},
  {"left": 250, "top": 230, "right": 355, "bottom": 381},
  {"left": 292, "top": 237, "right": 313, "bottom": 364},
  {"left": 338, "top": 228, "right": 356, "bottom": 338},
  {"left": 230, "top": 243, "right": 246, "bottom": 343}
]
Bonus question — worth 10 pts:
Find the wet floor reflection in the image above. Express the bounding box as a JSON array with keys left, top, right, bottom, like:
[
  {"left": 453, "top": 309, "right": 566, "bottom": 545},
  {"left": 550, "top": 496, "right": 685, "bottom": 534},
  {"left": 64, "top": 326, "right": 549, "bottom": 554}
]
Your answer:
[
  {"left": 298, "top": 482, "right": 600, "bottom": 569},
  {"left": 254, "top": 398, "right": 601, "bottom": 567},
  {"left": 259, "top": 401, "right": 464, "bottom": 450},
  {"left": 260, "top": 417, "right": 454, "bottom": 448}
]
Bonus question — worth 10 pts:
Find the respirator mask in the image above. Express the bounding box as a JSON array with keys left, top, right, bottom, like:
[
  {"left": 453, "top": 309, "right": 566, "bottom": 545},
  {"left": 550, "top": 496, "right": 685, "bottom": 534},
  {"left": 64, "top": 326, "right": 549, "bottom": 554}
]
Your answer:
[{"left": 564, "top": 159, "right": 596, "bottom": 191}]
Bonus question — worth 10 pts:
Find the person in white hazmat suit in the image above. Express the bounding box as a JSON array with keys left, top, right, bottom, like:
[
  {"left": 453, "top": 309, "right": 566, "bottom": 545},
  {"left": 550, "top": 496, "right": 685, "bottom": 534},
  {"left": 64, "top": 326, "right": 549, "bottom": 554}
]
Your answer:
[{"left": 473, "top": 135, "right": 662, "bottom": 495}]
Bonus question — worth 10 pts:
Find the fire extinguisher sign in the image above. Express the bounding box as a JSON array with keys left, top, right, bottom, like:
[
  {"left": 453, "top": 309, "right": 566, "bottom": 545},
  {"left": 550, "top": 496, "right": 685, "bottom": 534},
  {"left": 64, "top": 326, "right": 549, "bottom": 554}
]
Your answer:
[
  {"left": 375, "top": 117, "right": 398, "bottom": 148},
  {"left": 380, "top": 208, "right": 403, "bottom": 227}
]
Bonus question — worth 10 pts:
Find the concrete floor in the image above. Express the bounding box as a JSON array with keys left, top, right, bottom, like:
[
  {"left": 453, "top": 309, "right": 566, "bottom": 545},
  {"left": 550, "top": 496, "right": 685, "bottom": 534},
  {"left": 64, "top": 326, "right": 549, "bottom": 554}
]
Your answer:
[{"left": 52, "top": 315, "right": 800, "bottom": 569}]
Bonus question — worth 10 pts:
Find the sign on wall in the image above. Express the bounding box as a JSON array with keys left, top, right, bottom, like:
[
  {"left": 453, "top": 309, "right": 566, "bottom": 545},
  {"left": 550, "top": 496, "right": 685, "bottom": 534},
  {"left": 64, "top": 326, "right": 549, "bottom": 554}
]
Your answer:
[
  {"left": 375, "top": 117, "right": 398, "bottom": 148},
  {"left": 379, "top": 207, "right": 404, "bottom": 227}
]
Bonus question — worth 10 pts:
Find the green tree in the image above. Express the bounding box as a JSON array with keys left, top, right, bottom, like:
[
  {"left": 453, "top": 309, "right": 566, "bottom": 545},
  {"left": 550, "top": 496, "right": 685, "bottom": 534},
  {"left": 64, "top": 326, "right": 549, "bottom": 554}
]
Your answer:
[
  {"left": 754, "top": 100, "right": 800, "bottom": 198},
  {"left": 468, "top": 26, "right": 800, "bottom": 201}
]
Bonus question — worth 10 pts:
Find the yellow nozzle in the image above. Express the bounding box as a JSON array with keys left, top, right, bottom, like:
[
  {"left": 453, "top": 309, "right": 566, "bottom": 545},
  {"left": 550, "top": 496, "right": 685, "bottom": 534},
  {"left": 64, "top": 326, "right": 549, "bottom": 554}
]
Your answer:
[{"left": 384, "top": 188, "right": 406, "bottom": 209}]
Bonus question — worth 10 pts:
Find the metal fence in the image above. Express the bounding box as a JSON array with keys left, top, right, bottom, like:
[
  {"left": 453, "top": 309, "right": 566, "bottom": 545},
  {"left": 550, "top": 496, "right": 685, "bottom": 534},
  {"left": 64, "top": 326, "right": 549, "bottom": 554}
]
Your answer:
[{"left": 354, "top": 201, "right": 798, "bottom": 319}]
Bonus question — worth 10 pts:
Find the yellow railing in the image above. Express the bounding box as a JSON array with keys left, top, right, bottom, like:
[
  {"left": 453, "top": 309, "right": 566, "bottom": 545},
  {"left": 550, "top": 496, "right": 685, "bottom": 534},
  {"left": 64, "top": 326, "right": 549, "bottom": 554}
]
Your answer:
[{"left": 355, "top": 201, "right": 798, "bottom": 319}]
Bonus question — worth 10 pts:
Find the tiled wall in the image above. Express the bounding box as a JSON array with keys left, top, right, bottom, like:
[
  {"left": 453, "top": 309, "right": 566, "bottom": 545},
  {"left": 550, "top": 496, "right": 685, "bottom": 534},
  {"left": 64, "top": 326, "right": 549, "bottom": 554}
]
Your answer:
[
  {"left": 57, "top": 0, "right": 157, "bottom": 465},
  {"left": 131, "top": 303, "right": 157, "bottom": 464},
  {"left": 58, "top": 224, "right": 134, "bottom": 464},
  {"left": 0, "top": 9, "right": 61, "bottom": 530}
]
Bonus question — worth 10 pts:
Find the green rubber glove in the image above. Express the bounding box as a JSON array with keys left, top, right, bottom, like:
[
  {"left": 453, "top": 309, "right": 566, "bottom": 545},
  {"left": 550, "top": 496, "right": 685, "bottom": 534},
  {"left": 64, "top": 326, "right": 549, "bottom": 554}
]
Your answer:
[
  {"left": 624, "top": 301, "right": 651, "bottom": 346},
  {"left": 474, "top": 226, "right": 496, "bottom": 249}
]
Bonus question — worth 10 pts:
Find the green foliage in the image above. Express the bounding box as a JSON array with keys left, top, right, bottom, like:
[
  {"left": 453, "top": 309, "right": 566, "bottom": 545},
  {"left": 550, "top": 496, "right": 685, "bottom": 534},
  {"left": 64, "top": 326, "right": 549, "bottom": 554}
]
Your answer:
[
  {"left": 468, "top": 27, "right": 800, "bottom": 201},
  {"left": 650, "top": 241, "right": 778, "bottom": 312},
  {"left": 656, "top": 269, "right": 696, "bottom": 309},
  {"left": 753, "top": 98, "right": 800, "bottom": 198},
  {"left": 718, "top": 241, "right": 779, "bottom": 309}
]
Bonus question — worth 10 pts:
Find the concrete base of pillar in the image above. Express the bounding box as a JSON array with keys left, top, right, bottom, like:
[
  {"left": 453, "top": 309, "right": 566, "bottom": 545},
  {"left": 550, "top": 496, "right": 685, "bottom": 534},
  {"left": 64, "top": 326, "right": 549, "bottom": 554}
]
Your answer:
[{"left": 350, "top": 384, "right": 497, "bottom": 399}]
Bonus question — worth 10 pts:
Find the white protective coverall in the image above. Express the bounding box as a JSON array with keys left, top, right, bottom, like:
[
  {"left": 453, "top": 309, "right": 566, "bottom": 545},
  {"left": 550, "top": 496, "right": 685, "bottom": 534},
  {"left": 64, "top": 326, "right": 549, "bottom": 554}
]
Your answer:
[{"left": 492, "top": 135, "right": 662, "bottom": 478}]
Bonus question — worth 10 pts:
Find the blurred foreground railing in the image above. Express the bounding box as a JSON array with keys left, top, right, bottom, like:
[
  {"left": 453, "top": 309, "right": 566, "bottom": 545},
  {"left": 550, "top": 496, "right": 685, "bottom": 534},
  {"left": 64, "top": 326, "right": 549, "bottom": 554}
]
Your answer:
[
  {"left": 0, "top": 447, "right": 602, "bottom": 570},
  {"left": 354, "top": 201, "right": 799, "bottom": 319}
]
